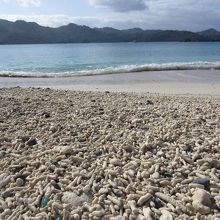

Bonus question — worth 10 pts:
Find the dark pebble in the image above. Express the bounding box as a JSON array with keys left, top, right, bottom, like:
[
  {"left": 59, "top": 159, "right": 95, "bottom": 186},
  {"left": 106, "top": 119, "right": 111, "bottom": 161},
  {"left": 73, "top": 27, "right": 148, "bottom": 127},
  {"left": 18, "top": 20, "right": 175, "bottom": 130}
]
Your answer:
[
  {"left": 26, "top": 137, "right": 37, "bottom": 146},
  {"left": 55, "top": 214, "right": 62, "bottom": 220},
  {"left": 9, "top": 165, "right": 24, "bottom": 173},
  {"left": 51, "top": 160, "right": 59, "bottom": 167},
  {"left": 42, "top": 112, "right": 50, "bottom": 118},
  {"left": 153, "top": 197, "right": 164, "bottom": 208},
  {"left": 2, "top": 190, "right": 14, "bottom": 198},
  {"left": 123, "top": 145, "right": 134, "bottom": 153},
  {"left": 160, "top": 171, "right": 173, "bottom": 178},
  {"left": 95, "top": 176, "right": 102, "bottom": 182},
  {"left": 14, "top": 174, "right": 27, "bottom": 182},
  {"left": 16, "top": 112, "right": 25, "bottom": 116},
  {"left": 0, "top": 151, "right": 6, "bottom": 159},
  {"left": 193, "top": 178, "right": 210, "bottom": 188},
  {"left": 95, "top": 149, "right": 102, "bottom": 156},
  {"left": 52, "top": 182, "right": 61, "bottom": 190},
  {"left": 182, "top": 143, "right": 192, "bottom": 152},
  {"left": 145, "top": 100, "right": 154, "bottom": 105}
]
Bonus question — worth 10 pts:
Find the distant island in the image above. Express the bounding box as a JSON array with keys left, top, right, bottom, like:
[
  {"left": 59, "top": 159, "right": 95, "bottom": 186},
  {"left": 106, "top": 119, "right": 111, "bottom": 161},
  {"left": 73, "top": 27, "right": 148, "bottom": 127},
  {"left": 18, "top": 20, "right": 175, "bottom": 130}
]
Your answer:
[{"left": 0, "top": 19, "right": 220, "bottom": 44}]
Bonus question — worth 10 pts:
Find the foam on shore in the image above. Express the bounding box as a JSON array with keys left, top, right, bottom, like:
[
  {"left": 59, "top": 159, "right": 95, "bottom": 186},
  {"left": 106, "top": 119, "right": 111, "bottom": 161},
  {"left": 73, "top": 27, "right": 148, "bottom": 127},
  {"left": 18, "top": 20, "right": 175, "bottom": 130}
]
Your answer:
[{"left": 0, "top": 61, "right": 220, "bottom": 78}]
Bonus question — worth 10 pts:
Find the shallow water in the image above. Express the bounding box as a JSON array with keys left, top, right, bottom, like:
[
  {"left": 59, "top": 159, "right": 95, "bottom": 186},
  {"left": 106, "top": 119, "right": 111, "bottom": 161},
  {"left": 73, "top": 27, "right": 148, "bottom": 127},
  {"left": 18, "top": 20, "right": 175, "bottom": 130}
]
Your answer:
[{"left": 0, "top": 42, "right": 220, "bottom": 77}]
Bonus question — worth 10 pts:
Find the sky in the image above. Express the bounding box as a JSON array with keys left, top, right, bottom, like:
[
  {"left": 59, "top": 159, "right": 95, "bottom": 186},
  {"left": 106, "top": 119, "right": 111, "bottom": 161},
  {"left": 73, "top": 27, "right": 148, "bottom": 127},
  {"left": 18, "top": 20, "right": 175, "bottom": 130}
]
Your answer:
[{"left": 0, "top": 0, "right": 220, "bottom": 31}]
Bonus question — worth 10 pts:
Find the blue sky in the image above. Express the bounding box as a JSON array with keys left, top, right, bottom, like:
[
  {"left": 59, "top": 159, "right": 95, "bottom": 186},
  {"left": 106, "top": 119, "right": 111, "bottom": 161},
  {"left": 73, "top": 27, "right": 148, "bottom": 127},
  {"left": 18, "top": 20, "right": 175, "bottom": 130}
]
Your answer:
[{"left": 1, "top": 0, "right": 220, "bottom": 31}]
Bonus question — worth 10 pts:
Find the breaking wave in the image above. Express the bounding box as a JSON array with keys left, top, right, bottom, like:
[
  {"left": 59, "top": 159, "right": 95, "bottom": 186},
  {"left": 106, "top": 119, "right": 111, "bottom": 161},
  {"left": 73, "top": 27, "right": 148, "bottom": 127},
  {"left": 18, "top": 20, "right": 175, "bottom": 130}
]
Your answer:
[{"left": 0, "top": 61, "right": 220, "bottom": 78}]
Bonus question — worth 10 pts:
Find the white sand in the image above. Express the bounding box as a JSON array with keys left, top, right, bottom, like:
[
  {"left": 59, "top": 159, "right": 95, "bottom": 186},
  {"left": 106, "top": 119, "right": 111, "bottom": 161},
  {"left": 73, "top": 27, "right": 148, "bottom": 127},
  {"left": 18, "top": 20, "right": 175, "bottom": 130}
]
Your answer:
[{"left": 0, "top": 70, "right": 220, "bottom": 95}]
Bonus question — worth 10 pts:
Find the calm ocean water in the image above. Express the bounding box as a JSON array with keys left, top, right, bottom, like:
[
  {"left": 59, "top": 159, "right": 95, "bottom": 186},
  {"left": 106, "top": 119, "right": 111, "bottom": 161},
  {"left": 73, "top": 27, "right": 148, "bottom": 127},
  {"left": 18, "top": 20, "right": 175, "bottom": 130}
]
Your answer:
[{"left": 0, "top": 42, "right": 220, "bottom": 77}]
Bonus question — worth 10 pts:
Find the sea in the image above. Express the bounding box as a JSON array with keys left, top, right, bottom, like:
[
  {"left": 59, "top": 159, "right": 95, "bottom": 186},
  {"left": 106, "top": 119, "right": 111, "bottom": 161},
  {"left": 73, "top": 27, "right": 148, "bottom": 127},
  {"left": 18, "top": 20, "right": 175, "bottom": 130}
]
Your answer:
[{"left": 0, "top": 42, "right": 220, "bottom": 77}]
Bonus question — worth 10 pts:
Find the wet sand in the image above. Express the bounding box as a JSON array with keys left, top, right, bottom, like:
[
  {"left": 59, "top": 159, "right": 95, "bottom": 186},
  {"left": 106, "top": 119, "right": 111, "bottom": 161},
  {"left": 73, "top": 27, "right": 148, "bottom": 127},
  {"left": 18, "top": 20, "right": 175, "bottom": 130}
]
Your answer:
[{"left": 0, "top": 70, "right": 220, "bottom": 95}]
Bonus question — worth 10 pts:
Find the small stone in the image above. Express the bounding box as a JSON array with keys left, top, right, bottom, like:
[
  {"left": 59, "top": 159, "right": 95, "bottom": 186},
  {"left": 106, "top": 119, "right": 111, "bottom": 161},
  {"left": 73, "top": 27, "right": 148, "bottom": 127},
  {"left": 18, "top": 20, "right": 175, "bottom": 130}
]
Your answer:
[
  {"left": 145, "top": 100, "right": 154, "bottom": 105},
  {"left": 16, "top": 178, "right": 24, "bottom": 187},
  {"left": 2, "top": 190, "right": 14, "bottom": 198},
  {"left": 41, "top": 195, "right": 49, "bottom": 208},
  {"left": 157, "top": 150, "right": 164, "bottom": 156},
  {"left": 123, "top": 145, "right": 134, "bottom": 153},
  {"left": 62, "top": 192, "right": 89, "bottom": 207},
  {"left": 110, "top": 158, "right": 122, "bottom": 166},
  {"left": 192, "top": 189, "right": 212, "bottom": 214},
  {"left": 193, "top": 178, "right": 210, "bottom": 189},
  {"left": 189, "top": 183, "right": 205, "bottom": 189},
  {"left": 110, "top": 216, "right": 124, "bottom": 220},
  {"left": 137, "top": 193, "right": 152, "bottom": 206},
  {"left": 141, "top": 143, "right": 153, "bottom": 154},
  {"left": 182, "top": 143, "right": 192, "bottom": 152},
  {"left": 26, "top": 137, "right": 37, "bottom": 146},
  {"left": 153, "top": 197, "right": 164, "bottom": 209},
  {"left": 58, "top": 146, "right": 73, "bottom": 155},
  {"left": 83, "top": 185, "right": 91, "bottom": 193},
  {"left": 131, "top": 118, "right": 142, "bottom": 124},
  {"left": 94, "top": 149, "right": 102, "bottom": 156},
  {"left": 55, "top": 214, "right": 62, "bottom": 220},
  {"left": 160, "top": 171, "right": 173, "bottom": 178},
  {"left": 51, "top": 159, "right": 59, "bottom": 166},
  {"left": 42, "top": 112, "right": 50, "bottom": 118},
  {"left": 98, "top": 188, "right": 109, "bottom": 195},
  {"left": 95, "top": 175, "right": 102, "bottom": 182},
  {"left": 54, "top": 193, "right": 63, "bottom": 201},
  {"left": 160, "top": 210, "right": 173, "bottom": 220},
  {"left": 51, "top": 181, "right": 61, "bottom": 190},
  {"left": 0, "top": 174, "right": 11, "bottom": 188},
  {"left": 159, "top": 180, "right": 171, "bottom": 187},
  {"left": 0, "top": 151, "right": 6, "bottom": 159},
  {"left": 50, "top": 126, "right": 58, "bottom": 133},
  {"left": 151, "top": 172, "right": 160, "bottom": 179},
  {"left": 15, "top": 173, "right": 27, "bottom": 182},
  {"left": 49, "top": 164, "right": 56, "bottom": 172}
]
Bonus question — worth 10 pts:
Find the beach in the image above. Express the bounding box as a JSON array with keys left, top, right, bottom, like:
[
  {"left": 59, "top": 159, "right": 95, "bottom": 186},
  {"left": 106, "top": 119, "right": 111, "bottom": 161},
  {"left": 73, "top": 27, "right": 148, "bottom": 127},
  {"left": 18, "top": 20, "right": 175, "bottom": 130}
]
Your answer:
[
  {"left": 1, "top": 0, "right": 220, "bottom": 218},
  {"left": 0, "top": 83, "right": 220, "bottom": 219}
]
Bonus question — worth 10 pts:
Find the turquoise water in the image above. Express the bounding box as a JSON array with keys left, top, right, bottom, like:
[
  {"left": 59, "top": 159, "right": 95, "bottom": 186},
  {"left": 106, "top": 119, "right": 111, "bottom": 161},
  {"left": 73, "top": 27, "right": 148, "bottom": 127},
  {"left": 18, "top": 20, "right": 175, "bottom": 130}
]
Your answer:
[{"left": 0, "top": 42, "right": 220, "bottom": 77}]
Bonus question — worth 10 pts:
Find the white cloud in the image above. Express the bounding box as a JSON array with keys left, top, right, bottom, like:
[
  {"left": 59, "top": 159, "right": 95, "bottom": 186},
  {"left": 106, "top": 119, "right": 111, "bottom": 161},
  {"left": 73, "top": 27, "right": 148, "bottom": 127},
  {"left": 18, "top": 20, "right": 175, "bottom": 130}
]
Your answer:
[
  {"left": 89, "top": 0, "right": 147, "bottom": 12},
  {"left": 18, "top": 0, "right": 41, "bottom": 6},
  {"left": 2, "top": 0, "right": 41, "bottom": 6},
  {"left": 1, "top": 0, "right": 220, "bottom": 31},
  {"left": 0, "top": 14, "right": 106, "bottom": 27}
]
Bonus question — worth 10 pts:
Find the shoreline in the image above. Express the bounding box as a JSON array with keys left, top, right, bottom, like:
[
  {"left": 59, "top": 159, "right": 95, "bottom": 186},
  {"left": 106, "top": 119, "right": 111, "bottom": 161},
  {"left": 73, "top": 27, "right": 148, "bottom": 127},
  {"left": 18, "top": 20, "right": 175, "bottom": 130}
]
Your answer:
[
  {"left": 0, "top": 63, "right": 220, "bottom": 78},
  {"left": 0, "top": 69, "right": 220, "bottom": 96}
]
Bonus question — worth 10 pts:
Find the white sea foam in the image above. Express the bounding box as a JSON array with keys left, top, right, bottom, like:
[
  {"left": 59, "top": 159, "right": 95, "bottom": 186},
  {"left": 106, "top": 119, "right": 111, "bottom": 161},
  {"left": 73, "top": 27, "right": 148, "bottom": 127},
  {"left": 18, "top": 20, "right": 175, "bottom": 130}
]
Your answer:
[{"left": 0, "top": 61, "right": 220, "bottom": 78}]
